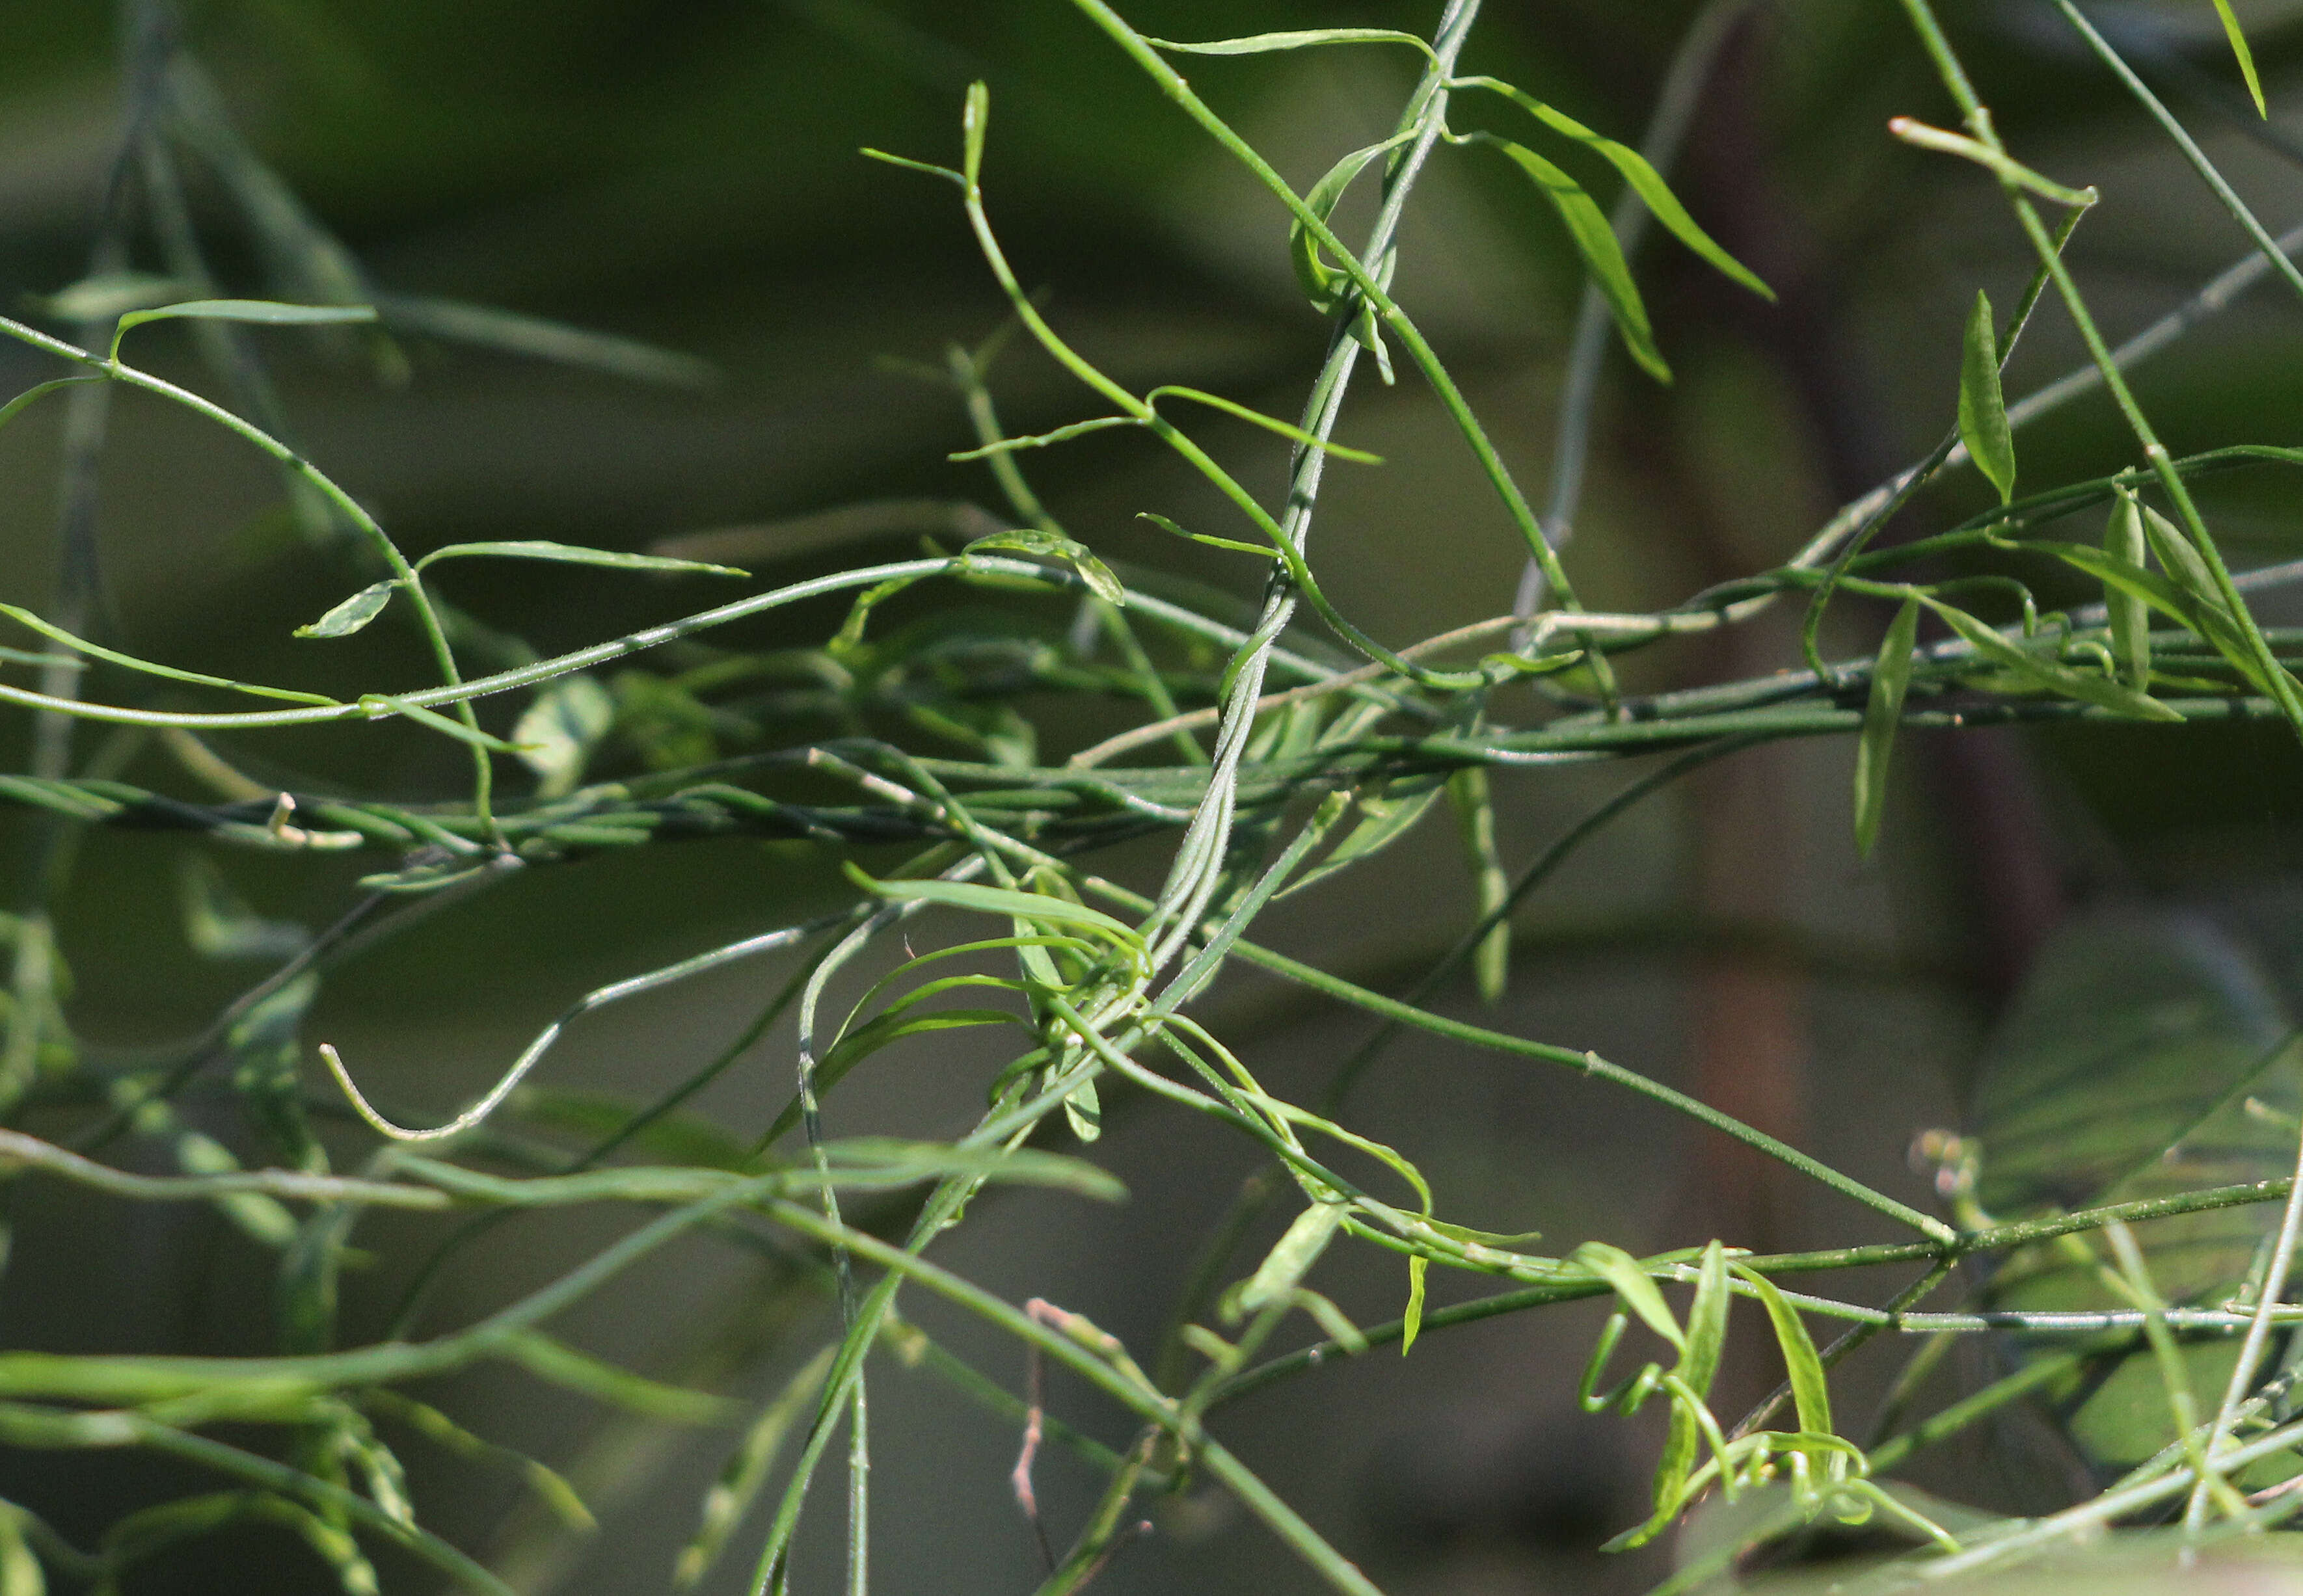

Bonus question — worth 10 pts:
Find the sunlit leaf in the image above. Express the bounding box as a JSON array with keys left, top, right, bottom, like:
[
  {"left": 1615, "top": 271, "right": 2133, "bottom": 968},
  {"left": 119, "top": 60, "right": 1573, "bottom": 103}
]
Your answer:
[
  {"left": 2211, "top": 0, "right": 2268, "bottom": 118},
  {"left": 295, "top": 581, "right": 396, "bottom": 640},
  {"left": 965, "top": 527, "right": 1124, "bottom": 604},
  {"left": 414, "top": 540, "right": 746, "bottom": 578}
]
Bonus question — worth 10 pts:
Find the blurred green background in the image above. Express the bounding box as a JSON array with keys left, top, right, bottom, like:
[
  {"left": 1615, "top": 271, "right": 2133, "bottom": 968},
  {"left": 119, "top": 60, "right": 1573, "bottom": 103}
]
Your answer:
[{"left": 6, "top": 1, "right": 2303, "bottom": 1591}]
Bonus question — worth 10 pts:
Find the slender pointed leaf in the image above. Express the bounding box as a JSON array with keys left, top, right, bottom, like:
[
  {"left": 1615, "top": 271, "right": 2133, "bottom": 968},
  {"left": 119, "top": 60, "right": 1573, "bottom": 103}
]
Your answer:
[
  {"left": 1922, "top": 598, "right": 2181, "bottom": 721},
  {"left": 1960, "top": 291, "right": 2017, "bottom": 504},
  {"left": 2211, "top": 0, "right": 2268, "bottom": 118},
  {"left": 111, "top": 299, "right": 375, "bottom": 360},
  {"left": 413, "top": 540, "right": 745, "bottom": 578},
  {"left": 1144, "top": 29, "right": 1437, "bottom": 60},
  {"left": 1470, "top": 134, "right": 1669, "bottom": 382},
  {"left": 2105, "top": 488, "right": 2152, "bottom": 687},
  {"left": 1451, "top": 77, "right": 1772, "bottom": 299},
  {"left": 1855, "top": 596, "right": 1920, "bottom": 858},
  {"left": 1732, "top": 1264, "right": 1831, "bottom": 1436}
]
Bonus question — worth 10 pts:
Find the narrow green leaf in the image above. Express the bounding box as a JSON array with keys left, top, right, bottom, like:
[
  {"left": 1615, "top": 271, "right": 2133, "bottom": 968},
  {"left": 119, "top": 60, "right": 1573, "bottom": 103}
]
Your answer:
[
  {"left": 0, "top": 1504, "right": 41, "bottom": 1596},
  {"left": 1569, "top": 1242, "right": 1684, "bottom": 1351},
  {"left": 1959, "top": 291, "right": 2017, "bottom": 505},
  {"left": 2105, "top": 488, "right": 2151, "bottom": 687},
  {"left": 1732, "top": 1265, "right": 1832, "bottom": 1437},
  {"left": 1446, "top": 767, "right": 1509, "bottom": 1003},
  {"left": 1471, "top": 134, "right": 1670, "bottom": 382},
  {"left": 1135, "top": 511, "right": 1276, "bottom": 559},
  {"left": 0, "top": 600, "right": 337, "bottom": 704},
  {"left": 1230, "top": 1200, "right": 1347, "bottom": 1319},
  {"left": 111, "top": 298, "right": 375, "bottom": 360},
  {"left": 356, "top": 694, "right": 528, "bottom": 754},
  {"left": 1855, "top": 596, "right": 1920, "bottom": 858},
  {"left": 1922, "top": 598, "right": 2182, "bottom": 722},
  {"left": 1681, "top": 1241, "right": 1730, "bottom": 1401},
  {"left": 373, "top": 293, "right": 716, "bottom": 387},
  {"left": 0, "top": 377, "right": 100, "bottom": 437},
  {"left": 1146, "top": 386, "right": 1382, "bottom": 462},
  {"left": 677, "top": 1346, "right": 836, "bottom": 1589},
  {"left": 1291, "top": 133, "right": 1416, "bottom": 312},
  {"left": 1402, "top": 1255, "right": 1428, "bottom": 1356},
  {"left": 851, "top": 870, "right": 1146, "bottom": 952},
  {"left": 1278, "top": 777, "right": 1446, "bottom": 899},
  {"left": 1145, "top": 29, "right": 1437, "bottom": 61},
  {"left": 946, "top": 415, "right": 1136, "bottom": 459},
  {"left": 500, "top": 1331, "right": 729, "bottom": 1424},
  {"left": 414, "top": 540, "right": 746, "bottom": 577},
  {"left": 2211, "top": 0, "right": 2269, "bottom": 118},
  {"left": 32, "top": 270, "right": 182, "bottom": 321},
  {"left": 2138, "top": 503, "right": 2220, "bottom": 602},
  {"left": 295, "top": 581, "right": 396, "bottom": 640},
  {"left": 1451, "top": 77, "right": 1773, "bottom": 300},
  {"left": 965, "top": 528, "right": 1124, "bottom": 604},
  {"left": 1648, "top": 1241, "right": 1732, "bottom": 1533}
]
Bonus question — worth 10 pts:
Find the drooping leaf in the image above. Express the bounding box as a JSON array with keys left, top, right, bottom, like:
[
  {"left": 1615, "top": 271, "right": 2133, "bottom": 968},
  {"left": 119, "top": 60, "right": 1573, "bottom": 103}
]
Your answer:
[
  {"left": 2105, "top": 488, "right": 2152, "bottom": 688},
  {"left": 1228, "top": 1199, "right": 1347, "bottom": 1320},
  {"left": 676, "top": 1346, "right": 836, "bottom": 1589},
  {"left": 1732, "top": 1264, "right": 1832, "bottom": 1437},
  {"left": 2211, "top": 0, "right": 2268, "bottom": 118},
  {"left": 1291, "top": 132, "right": 1416, "bottom": 312},
  {"left": 295, "top": 581, "right": 396, "bottom": 639},
  {"left": 372, "top": 292, "right": 717, "bottom": 386},
  {"left": 1855, "top": 596, "right": 1920, "bottom": 858},
  {"left": 1959, "top": 291, "right": 2017, "bottom": 505},
  {"left": 1402, "top": 1255, "right": 1428, "bottom": 1357},
  {"left": 1451, "top": 77, "right": 1773, "bottom": 300},
  {"left": 1569, "top": 1242, "right": 1683, "bottom": 1351},
  {"left": 1471, "top": 134, "right": 1670, "bottom": 382},
  {"left": 414, "top": 540, "right": 745, "bottom": 578},
  {"left": 1446, "top": 766, "right": 1510, "bottom": 1002},
  {"left": 1278, "top": 775, "right": 1447, "bottom": 899}
]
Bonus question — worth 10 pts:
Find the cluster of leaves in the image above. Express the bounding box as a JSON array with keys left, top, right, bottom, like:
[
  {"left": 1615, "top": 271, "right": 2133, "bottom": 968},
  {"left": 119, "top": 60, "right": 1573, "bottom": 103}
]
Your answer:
[{"left": 6, "top": 1, "right": 2303, "bottom": 1594}]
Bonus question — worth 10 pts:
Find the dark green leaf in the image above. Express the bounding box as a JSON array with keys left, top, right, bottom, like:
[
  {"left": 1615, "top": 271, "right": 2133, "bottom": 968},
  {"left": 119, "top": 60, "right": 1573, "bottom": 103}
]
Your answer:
[{"left": 1855, "top": 596, "right": 1920, "bottom": 858}]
